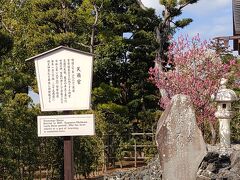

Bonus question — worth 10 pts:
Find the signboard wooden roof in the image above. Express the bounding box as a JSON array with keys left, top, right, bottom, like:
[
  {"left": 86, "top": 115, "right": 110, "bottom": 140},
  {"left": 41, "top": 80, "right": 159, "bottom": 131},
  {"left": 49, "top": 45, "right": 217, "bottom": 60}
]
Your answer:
[
  {"left": 26, "top": 46, "right": 94, "bottom": 111},
  {"left": 26, "top": 46, "right": 94, "bottom": 61}
]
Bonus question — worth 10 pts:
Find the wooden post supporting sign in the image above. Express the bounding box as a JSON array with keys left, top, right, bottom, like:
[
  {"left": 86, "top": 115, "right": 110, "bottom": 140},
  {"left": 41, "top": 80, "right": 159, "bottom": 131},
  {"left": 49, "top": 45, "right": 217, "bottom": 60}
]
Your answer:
[{"left": 64, "top": 136, "right": 73, "bottom": 180}]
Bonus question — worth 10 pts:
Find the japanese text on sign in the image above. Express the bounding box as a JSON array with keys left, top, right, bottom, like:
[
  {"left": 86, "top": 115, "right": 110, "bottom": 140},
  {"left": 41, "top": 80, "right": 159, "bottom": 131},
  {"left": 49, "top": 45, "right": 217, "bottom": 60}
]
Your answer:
[{"left": 47, "top": 59, "right": 81, "bottom": 104}]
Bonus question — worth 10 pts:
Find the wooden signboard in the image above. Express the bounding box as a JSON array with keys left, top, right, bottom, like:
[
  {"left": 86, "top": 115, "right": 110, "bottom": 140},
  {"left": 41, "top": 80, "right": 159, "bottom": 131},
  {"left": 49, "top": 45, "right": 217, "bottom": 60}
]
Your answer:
[
  {"left": 27, "top": 46, "right": 93, "bottom": 111},
  {"left": 37, "top": 114, "right": 95, "bottom": 137}
]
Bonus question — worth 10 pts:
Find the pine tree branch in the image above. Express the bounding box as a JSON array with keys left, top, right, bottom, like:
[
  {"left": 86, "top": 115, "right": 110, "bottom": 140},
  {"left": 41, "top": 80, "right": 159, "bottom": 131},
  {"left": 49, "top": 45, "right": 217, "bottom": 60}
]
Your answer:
[
  {"left": 136, "top": 0, "right": 149, "bottom": 11},
  {"left": 162, "top": 1, "right": 196, "bottom": 29},
  {"left": 178, "top": 1, "right": 192, "bottom": 11}
]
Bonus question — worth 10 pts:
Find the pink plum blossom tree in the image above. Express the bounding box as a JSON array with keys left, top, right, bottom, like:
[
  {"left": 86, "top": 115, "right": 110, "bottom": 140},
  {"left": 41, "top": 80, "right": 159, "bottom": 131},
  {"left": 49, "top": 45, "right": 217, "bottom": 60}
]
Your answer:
[{"left": 149, "top": 35, "right": 237, "bottom": 143}]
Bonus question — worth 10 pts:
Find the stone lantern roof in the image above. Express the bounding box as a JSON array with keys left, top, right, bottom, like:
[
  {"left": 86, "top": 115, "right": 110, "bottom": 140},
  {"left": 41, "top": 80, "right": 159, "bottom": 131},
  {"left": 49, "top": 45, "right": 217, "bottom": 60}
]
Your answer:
[{"left": 214, "top": 78, "right": 238, "bottom": 102}]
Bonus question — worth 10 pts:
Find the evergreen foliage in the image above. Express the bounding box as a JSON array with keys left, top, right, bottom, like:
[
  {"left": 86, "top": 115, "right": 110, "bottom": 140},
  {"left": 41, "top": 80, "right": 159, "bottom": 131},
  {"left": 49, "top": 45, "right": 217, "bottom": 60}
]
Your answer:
[{"left": 3, "top": 0, "right": 237, "bottom": 178}]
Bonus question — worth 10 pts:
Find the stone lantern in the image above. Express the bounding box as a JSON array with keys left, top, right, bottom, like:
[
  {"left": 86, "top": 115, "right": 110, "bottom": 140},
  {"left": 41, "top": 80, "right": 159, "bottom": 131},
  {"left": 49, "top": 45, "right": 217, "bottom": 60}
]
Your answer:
[{"left": 214, "top": 78, "right": 238, "bottom": 149}]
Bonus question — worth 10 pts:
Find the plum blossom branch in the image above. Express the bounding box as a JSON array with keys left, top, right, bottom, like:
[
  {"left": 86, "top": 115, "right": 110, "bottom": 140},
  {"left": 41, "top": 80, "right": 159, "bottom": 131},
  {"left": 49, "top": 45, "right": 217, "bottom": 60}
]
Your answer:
[{"left": 149, "top": 35, "right": 236, "bottom": 125}]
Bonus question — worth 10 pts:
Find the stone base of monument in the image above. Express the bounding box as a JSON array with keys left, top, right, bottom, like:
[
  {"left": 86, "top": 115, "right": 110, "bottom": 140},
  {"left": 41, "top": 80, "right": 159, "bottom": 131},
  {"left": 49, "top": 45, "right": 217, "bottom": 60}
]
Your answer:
[
  {"left": 103, "top": 144, "right": 240, "bottom": 180},
  {"left": 197, "top": 144, "right": 240, "bottom": 180},
  {"left": 103, "top": 155, "right": 162, "bottom": 180}
]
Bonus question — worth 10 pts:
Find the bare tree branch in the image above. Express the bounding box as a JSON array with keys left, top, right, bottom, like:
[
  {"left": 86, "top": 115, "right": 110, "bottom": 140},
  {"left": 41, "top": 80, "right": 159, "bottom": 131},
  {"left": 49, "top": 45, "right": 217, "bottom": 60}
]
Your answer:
[
  {"left": 88, "top": 1, "right": 104, "bottom": 53},
  {"left": 75, "top": 42, "right": 91, "bottom": 49},
  {"left": 92, "top": 3, "right": 98, "bottom": 26},
  {"left": 0, "top": 10, "right": 14, "bottom": 34},
  {"left": 1, "top": 20, "right": 13, "bottom": 34}
]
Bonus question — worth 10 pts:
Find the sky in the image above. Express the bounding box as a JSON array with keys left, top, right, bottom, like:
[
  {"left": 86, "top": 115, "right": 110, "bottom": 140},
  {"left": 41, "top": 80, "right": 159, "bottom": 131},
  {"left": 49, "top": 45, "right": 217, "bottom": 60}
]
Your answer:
[{"left": 141, "top": 0, "right": 233, "bottom": 45}]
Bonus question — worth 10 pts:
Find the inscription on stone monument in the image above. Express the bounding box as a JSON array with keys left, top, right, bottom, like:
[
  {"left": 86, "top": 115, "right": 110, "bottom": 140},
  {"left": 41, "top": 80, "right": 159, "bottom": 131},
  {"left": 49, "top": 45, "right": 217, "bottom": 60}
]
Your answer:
[{"left": 156, "top": 94, "right": 206, "bottom": 180}]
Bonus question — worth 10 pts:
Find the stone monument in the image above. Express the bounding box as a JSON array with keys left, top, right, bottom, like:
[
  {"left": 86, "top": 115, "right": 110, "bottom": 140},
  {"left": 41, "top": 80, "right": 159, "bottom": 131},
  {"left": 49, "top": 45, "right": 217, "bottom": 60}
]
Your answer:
[{"left": 156, "top": 94, "right": 207, "bottom": 180}]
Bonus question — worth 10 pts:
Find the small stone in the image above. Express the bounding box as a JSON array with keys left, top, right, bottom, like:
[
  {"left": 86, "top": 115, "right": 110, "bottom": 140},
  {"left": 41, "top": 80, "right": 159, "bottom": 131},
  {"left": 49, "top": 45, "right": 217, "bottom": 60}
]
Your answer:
[
  {"left": 230, "top": 151, "right": 240, "bottom": 176},
  {"left": 142, "top": 175, "right": 150, "bottom": 180}
]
